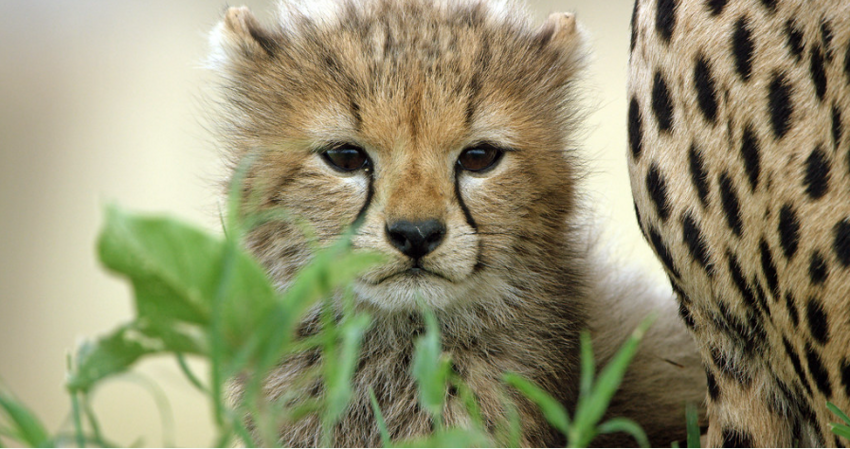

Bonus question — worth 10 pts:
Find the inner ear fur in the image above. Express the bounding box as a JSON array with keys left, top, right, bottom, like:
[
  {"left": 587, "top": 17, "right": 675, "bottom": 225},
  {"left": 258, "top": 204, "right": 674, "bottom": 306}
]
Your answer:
[
  {"left": 217, "top": 6, "right": 278, "bottom": 59},
  {"left": 535, "top": 12, "right": 581, "bottom": 50}
]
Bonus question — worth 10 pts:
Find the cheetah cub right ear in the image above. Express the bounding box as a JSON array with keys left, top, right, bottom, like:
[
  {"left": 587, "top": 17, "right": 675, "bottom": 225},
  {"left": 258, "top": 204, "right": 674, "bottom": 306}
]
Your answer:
[{"left": 208, "top": 6, "right": 276, "bottom": 67}]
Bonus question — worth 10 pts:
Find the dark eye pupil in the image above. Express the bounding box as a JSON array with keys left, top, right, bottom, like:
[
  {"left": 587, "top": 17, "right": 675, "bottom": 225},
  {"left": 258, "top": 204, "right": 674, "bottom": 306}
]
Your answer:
[
  {"left": 458, "top": 145, "right": 502, "bottom": 172},
  {"left": 323, "top": 146, "right": 367, "bottom": 172}
]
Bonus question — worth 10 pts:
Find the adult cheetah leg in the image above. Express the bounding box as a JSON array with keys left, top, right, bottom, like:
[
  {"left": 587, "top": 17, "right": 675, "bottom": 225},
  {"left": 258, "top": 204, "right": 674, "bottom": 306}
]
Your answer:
[{"left": 704, "top": 364, "right": 794, "bottom": 447}]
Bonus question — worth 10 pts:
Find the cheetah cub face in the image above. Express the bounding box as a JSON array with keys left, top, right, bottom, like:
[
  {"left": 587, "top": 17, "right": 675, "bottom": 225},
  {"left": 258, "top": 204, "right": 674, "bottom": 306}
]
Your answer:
[{"left": 210, "top": 0, "right": 586, "bottom": 312}]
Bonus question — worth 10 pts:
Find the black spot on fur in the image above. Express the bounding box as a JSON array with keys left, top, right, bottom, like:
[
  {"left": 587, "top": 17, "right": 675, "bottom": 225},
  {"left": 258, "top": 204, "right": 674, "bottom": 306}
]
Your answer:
[
  {"left": 646, "top": 164, "right": 671, "bottom": 221},
  {"left": 834, "top": 219, "right": 850, "bottom": 267},
  {"left": 706, "top": 369, "right": 720, "bottom": 400},
  {"left": 722, "top": 428, "right": 754, "bottom": 447},
  {"left": 732, "top": 18, "right": 754, "bottom": 81},
  {"left": 759, "top": 238, "right": 779, "bottom": 300},
  {"left": 679, "top": 301, "right": 696, "bottom": 330},
  {"left": 821, "top": 20, "right": 834, "bottom": 61},
  {"left": 768, "top": 73, "right": 793, "bottom": 139},
  {"left": 634, "top": 201, "right": 645, "bottom": 236},
  {"left": 719, "top": 172, "right": 743, "bottom": 236},
  {"left": 758, "top": 0, "right": 776, "bottom": 11},
  {"left": 629, "top": 97, "right": 643, "bottom": 160},
  {"left": 810, "top": 45, "right": 827, "bottom": 101},
  {"left": 804, "top": 146, "right": 830, "bottom": 199},
  {"left": 656, "top": 0, "right": 677, "bottom": 43},
  {"left": 683, "top": 212, "right": 713, "bottom": 275},
  {"left": 728, "top": 251, "right": 758, "bottom": 313},
  {"left": 806, "top": 297, "right": 829, "bottom": 345},
  {"left": 740, "top": 125, "right": 761, "bottom": 191},
  {"left": 785, "top": 20, "right": 804, "bottom": 61},
  {"left": 833, "top": 105, "right": 843, "bottom": 150},
  {"left": 630, "top": 0, "right": 639, "bottom": 52},
  {"left": 845, "top": 39, "right": 850, "bottom": 85},
  {"left": 652, "top": 71, "right": 674, "bottom": 132},
  {"left": 649, "top": 226, "right": 680, "bottom": 278},
  {"left": 784, "top": 291, "right": 799, "bottom": 327},
  {"left": 809, "top": 252, "right": 828, "bottom": 285},
  {"left": 841, "top": 358, "right": 850, "bottom": 398},
  {"left": 694, "top": 55, "right": 719, "bottom": 122},
  {"left": 778, "top": 204, "right": 800, "bottom": 259},
  {"left": 689, "top": 144, "right": 710, "bottom": 207},
  {"left": 706, "top": 0, "right": 726, "bottom": 15},
  {"left": 805, "top": 343, "right": 832, "bottom": 397},
  {"left": 783, "top": 337, "right": 814, "bottom": 396},
  {"left": 711, "top": 346, "right": 750, "bottom": 386},
  {"left": 716, "top": 301, "right": 766, "bottom": 356}
]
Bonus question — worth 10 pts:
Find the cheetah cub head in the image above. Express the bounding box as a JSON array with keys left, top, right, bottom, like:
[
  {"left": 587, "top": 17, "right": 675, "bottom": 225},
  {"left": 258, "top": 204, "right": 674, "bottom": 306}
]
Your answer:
[{"left": 210, "top": 0, "right": 587, "bottom": 313}]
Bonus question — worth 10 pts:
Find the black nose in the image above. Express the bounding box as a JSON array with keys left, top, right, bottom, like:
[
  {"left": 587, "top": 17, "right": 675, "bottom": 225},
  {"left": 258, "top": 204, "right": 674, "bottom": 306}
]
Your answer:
[{"left": 386, "top": 219, "right": 446, "bottom": 259}]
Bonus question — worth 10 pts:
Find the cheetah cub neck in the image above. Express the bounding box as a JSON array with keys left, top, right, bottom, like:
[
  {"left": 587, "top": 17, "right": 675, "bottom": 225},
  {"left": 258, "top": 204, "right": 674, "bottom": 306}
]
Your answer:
[{"left": 209, "top": 0, "right": 703, "bottom": 446}]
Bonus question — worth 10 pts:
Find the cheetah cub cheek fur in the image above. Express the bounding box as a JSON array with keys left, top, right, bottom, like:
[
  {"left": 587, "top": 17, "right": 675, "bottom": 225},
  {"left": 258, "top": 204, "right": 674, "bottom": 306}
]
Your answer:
[{"left": 209, "top": 0, "right": 705, "bottom": 446}]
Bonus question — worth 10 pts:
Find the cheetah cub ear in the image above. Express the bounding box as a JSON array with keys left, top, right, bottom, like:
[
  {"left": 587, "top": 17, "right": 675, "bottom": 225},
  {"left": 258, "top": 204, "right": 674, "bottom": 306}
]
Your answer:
[
  {"left": 208, "top": 6, "right": 277, "bottom": 69},
  {"left": 536, "top": 12, "right": 581, "bottom": 49}
]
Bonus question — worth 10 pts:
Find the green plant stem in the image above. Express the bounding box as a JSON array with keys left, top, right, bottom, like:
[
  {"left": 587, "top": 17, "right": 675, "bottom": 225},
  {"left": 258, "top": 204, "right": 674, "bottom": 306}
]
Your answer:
[
  {"left": 70, "top": 393, "right": 86, "bottom": 448},
  {"left": 176, "top": 354, "right": 208, "bottom": 394},
  {"left": 210, "top": 236, "right": 238, "bottom": 432},
  {"left": 82, "top": 397, "right": 108, "bottom": 447}
]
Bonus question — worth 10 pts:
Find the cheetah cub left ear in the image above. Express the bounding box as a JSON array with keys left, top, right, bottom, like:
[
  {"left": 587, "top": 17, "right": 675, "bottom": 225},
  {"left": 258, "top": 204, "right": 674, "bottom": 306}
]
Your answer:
[
  {"left": 208, "top": 6, "right": 277, "bottom": 68},
  {"left": 536, "top": 11, "right": 580, "bottom": 47}
]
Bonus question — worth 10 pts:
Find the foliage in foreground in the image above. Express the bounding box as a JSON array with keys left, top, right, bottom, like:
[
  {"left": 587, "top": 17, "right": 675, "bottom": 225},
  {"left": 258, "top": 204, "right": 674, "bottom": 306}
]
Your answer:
[{"left": 0, "top": 200, "right": 714, "bottom": 447}]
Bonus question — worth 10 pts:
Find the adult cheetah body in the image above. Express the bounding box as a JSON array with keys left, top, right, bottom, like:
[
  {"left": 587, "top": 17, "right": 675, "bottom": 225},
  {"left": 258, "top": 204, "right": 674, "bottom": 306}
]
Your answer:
[{"left": 629, "top": 0, "right": 850, "bottom": 446}]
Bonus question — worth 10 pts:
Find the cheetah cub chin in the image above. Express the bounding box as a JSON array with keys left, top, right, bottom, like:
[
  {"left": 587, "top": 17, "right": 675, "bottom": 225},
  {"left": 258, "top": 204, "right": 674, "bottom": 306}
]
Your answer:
[{"left": 209, "top": 0, "right": 705, "bottom": 446}]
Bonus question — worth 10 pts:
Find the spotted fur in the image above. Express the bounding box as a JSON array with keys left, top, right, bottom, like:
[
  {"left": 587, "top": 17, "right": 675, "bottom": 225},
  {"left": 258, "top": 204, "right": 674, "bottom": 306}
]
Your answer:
[
  {"left": 629, "top": 0, "right": 850, "bottom": 446},
  {"left": 209, "top": 0, "right": 705, "bottom": 446}
]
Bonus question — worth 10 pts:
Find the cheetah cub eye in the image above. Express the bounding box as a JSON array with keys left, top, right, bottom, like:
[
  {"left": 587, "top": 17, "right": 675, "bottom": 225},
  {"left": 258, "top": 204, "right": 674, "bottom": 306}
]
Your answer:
[
  {"left": 320, "top": 143, "right": 371, "bottom": 173},
  {"left": 457, "top": 142, "right": 506, "bottom": 173}
]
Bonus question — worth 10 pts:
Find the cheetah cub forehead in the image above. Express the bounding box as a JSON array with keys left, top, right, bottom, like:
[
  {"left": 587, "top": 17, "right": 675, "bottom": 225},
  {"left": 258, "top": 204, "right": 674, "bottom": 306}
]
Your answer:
[{"left": 210, "top": 0, "right": 587, "bottom": 312}]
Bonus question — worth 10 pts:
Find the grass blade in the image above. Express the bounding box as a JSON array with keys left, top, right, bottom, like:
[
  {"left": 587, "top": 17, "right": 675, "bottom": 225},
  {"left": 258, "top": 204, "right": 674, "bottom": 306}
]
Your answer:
[
  {"left": 412, "top": 308, "right": 450, "bottom": 427},
  {"left": 0, "top": 390, "right": 52, "bottom": 447},
  {"left": 597, "top": 417, "right": 649, "bottom": 447},
  {"left": 578, "top": 331, "right": 594, "bottom": 401},
  {"left": 830, "top": 424, "right": 850, "bottom": 440},
  {"left": 502, "top": 373, "right": 569, "bottom": 435},
  {"left": 571, "top": 315, "right": 655, "bottom": 447},
  {"left": 828, "top": 402, "right": 850, "bottom": 425},
  {"left": 368, "top": 388, "right": 391, "bottom": 447},
  {"left": 685, "top": 402, "right": 701, "bottom": 448}
]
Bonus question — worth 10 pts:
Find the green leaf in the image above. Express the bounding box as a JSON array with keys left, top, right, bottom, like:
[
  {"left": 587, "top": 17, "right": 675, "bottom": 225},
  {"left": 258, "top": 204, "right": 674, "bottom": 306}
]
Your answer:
[
  {"left": 579, "top": 331, "right": 595, "bottom": 401},
  {"left": 830, "top": 423, "right": 850, "bottom": 440},
  {"left": 0, "top": 390, "right": 52, "bottom": 447},
  {"left": 97, "top": 205, "right": 279, "bottom": 357},
  {"left": 571, "top": 315, "right": 655, "bottom": 447},
  {"left": 324, "top": 313, "right": 371, "bottom": 428},
  {"left": 828, "top": 402, "right": 850, "bottom": 426},
  {"left": 412, "top": 309, "right": 451, "bottom": 424},
  {"left": 67, "top": 324, "right": 157, "bottom": 392},
  {"left": 685, "top": 402, "right": 701, "bottom": 448},
  {"left": 502, "top": 373, "right": 569, "bottom": 435},
  {"left": 368, "top": 388, "right": 391, "bottom": 447},
  {"left": 597, "top": 417, "right": 649, "bottom": 447}
]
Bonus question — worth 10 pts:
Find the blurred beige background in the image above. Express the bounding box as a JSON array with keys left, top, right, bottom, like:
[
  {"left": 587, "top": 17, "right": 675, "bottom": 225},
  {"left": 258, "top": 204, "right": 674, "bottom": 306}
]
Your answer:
[{"left": 0, "top": 0, "right": 657, "bottom": 446}]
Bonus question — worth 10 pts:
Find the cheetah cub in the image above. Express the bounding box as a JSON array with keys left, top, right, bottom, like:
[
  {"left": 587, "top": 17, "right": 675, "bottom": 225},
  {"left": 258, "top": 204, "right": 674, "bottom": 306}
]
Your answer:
[{"left": 209, "top": 0, "right": 705, "bottom": 446}]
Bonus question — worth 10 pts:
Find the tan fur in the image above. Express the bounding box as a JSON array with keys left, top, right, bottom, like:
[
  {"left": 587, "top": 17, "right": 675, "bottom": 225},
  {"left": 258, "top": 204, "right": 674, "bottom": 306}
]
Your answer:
[
  {"left": 629, "top": 0, "right": 850, "bottom": 446},
  {"left": 210, "top": 0, "right": 705, "bottom": 446}
]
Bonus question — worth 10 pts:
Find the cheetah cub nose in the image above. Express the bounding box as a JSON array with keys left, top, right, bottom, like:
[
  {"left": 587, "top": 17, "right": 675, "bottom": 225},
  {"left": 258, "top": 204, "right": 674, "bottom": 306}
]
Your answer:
[{"left": 385, "top": 219, "right": 446, "bottom": 260}]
